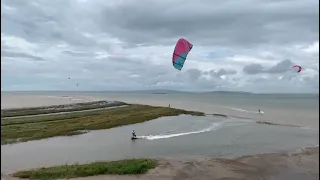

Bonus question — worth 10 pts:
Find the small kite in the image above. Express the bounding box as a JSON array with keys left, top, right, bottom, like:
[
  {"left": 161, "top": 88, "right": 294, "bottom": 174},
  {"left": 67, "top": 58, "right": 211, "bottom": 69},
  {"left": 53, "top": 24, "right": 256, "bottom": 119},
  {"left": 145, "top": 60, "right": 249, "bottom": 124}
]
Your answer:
[
  {"left": 172, "top": 38, "right": 193, "bottom": 71},
  {"left": 292, "top": 65, "right": 302, "bottom": 73}
]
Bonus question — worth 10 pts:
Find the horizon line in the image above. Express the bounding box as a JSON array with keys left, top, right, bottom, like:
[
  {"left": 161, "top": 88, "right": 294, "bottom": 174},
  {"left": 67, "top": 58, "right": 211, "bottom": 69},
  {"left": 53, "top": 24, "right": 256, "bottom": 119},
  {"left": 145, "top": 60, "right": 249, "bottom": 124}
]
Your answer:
[{"left": 1, "top": 90, "right": 318, "bottom": 95}]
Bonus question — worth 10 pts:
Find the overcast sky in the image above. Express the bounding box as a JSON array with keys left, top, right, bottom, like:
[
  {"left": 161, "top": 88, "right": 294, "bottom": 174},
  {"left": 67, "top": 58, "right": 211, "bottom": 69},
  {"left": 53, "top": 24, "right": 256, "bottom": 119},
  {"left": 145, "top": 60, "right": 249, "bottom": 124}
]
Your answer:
[{"left": 1, "top": 0, "right": 319, "bottom": 93}]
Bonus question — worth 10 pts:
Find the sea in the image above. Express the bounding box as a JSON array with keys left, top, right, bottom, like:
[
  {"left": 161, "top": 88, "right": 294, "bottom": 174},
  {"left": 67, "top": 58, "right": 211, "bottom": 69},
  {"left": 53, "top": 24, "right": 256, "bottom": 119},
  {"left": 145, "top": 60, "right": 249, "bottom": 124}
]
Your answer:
[{"left": 1, "top": 91, "right": 319, "bottom": 174}]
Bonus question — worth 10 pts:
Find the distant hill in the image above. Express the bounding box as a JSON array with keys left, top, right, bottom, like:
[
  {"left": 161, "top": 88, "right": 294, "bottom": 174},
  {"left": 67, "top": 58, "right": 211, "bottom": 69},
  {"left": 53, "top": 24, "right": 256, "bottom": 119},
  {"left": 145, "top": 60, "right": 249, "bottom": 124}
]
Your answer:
[
  {"left": 200, "top": 91, "right": 254, "bottom": 95},
  {"left": 117, "top": 89, "right": 254, "bottom": 95},
  {"left": 127, "top": 90, "right": 191, "bottom": 94}
]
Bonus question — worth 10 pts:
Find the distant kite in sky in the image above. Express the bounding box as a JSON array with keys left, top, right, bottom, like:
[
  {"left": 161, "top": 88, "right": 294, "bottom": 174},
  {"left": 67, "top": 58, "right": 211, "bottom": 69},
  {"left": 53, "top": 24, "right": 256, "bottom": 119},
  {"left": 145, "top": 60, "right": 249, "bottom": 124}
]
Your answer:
[
  {"left": 292, "top": 65, "right": 302, "bottom": 73},
  {"left": 172, "top": 38, "right": 193, "bottom": 71}
]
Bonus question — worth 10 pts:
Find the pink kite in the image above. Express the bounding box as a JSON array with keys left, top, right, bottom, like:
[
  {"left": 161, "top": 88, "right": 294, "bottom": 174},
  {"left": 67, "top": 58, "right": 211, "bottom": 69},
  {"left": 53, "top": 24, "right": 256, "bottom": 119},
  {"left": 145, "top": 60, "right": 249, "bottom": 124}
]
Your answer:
[
  {"left": 292, "top": 65, "right": 302, "bottom": 73},
  {"left": 172, "top": 38, "right": 193, "bottom": 71}
]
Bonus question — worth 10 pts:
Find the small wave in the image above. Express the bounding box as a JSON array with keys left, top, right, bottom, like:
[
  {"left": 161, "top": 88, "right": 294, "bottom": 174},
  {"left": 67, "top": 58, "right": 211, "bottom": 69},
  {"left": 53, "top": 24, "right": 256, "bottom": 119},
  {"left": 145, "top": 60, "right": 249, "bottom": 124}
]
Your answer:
[
  {"left": 138, "top": 122, "right": 225, "bottom": 140},
  {"left": 299, "top": 127, "right": 318, "bottom": 131},
  {"left": 70, "top": 98, "right": 82, "bottom": 101}
]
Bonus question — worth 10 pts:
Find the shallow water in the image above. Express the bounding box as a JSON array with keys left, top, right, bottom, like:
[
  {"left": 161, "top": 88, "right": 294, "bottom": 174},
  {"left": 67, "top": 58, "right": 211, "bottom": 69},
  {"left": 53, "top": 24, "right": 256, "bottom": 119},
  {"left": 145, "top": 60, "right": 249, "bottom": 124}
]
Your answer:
[
  {"left": 1, "top": 115, "right": 318, "bottom": 174},
  {"left": 93, "top": 92, "right": 319, "bottom": 128}
]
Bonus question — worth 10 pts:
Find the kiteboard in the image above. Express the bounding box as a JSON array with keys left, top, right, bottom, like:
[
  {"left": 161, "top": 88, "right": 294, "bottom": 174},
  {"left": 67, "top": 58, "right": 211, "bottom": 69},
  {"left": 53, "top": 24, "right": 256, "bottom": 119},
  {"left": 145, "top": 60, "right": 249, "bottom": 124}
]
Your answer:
[{"left": 131, "top": 137, "right": 138, "bottom": 140}]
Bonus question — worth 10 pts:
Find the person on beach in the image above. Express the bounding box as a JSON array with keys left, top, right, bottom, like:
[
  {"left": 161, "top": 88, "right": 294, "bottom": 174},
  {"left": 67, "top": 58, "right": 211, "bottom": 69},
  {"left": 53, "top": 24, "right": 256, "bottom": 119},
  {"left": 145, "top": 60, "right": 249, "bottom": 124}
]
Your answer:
[{"left": 132, "top": 130, "right": 136, "bottom": 138}]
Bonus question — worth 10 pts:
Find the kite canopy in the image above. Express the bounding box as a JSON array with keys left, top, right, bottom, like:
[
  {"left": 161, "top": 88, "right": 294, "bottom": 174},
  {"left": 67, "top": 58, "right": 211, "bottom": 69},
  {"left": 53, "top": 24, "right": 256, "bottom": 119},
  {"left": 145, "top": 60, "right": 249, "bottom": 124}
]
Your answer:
[
  {"left": 292, "top": 65, "right": 302, "bottom": 73},
  {"left": 172, "top": 38, "right": 193, "bottom": 71}
]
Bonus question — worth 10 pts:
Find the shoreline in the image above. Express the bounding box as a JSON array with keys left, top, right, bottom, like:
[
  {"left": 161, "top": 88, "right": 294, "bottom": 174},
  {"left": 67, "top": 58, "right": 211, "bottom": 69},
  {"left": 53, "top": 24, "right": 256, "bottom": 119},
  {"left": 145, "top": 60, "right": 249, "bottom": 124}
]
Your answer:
[
  {"left": 1, "top": 101, "right": 127, "bottom": 118},
  {"left": 3, "top": 146, "right": 319, "bottom": 180}
]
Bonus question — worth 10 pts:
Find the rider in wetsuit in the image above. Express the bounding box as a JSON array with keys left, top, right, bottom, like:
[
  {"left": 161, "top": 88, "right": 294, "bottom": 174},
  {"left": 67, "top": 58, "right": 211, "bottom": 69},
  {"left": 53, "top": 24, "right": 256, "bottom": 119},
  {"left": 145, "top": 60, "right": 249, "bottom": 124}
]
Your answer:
[{"left": 132, "top": 130, "right": 136, "bottom": 138}]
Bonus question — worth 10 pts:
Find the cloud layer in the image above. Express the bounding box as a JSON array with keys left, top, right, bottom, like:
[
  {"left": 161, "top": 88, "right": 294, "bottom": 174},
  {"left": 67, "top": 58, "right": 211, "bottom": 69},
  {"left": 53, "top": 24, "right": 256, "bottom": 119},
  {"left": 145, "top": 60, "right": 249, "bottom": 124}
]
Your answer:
[{"left": 1, "top": 0, "right": 319, "bottom": 93}]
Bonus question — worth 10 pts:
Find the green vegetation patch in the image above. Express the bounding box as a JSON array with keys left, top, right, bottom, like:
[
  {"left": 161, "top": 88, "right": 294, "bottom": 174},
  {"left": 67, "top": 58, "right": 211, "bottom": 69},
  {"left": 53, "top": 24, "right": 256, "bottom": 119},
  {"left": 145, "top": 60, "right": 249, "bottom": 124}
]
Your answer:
[
  {"left": 12, "top": 159, "right": 157, "bottom": 179},
  {"left": 1, "top": 104, "right": 204, "bottom": 144}
]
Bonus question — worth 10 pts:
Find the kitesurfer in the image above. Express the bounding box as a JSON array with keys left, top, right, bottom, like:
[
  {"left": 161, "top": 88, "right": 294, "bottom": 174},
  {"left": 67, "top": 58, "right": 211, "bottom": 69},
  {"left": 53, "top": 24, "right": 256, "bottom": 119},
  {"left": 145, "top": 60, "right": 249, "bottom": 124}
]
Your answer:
[{"left": 132, "top": 130, "right": 136, "bottom": 138}]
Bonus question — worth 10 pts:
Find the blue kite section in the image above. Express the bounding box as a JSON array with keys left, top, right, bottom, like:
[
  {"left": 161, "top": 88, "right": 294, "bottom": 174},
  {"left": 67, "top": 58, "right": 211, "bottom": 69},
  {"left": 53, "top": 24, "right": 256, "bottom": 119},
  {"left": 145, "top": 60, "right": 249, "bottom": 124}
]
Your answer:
[{"left": 173, "top": 53, "right": 187, "bottom": 71}]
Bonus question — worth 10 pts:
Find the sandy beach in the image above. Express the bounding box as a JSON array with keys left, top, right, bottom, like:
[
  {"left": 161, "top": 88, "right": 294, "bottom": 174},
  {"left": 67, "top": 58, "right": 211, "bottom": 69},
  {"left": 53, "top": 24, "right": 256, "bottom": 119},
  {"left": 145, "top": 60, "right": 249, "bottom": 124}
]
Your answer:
[
  {"left": 1, "top": 93, "right": 101, "bottom": 109},
  {"left": 1, "top": 92, "right": 319, "bottom": 180},
  {"left": 58, "top": 147, "right": 319, "bottom": 180},
  {"left": 1, "top": 147, "right": 318, "bottom": 180}
]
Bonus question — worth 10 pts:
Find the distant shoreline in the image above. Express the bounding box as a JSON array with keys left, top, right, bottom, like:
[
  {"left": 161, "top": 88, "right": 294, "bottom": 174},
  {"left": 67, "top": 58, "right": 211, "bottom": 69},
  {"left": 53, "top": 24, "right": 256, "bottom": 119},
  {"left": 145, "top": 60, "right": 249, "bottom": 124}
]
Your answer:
[
  {"left": 2, "top": 90, "right": 318, "bottom": 95},
  {"left": 1, "top": 101, "right": 127, "bottom": 118}
]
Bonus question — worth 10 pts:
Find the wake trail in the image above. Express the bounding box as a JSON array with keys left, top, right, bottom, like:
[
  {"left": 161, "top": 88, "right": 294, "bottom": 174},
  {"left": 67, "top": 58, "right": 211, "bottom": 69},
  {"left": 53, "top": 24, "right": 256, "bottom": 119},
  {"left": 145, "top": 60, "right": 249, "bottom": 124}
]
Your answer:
[
  {"left": 219, "top": 106, "right": 264, "bottom": 114},
  {"left": 138, "top": 121, "right": 225, "bottom": 140}
]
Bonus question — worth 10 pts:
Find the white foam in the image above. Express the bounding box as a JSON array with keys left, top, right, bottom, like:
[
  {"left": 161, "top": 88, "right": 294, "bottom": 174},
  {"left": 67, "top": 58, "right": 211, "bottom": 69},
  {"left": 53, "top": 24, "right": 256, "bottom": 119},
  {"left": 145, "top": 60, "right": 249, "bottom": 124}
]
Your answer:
[
  {"left": 138, "top": 122, "right": 225, "bottom": 140},
  {"left": 299, "top": 126, "right": 318, "bottom": 131}
]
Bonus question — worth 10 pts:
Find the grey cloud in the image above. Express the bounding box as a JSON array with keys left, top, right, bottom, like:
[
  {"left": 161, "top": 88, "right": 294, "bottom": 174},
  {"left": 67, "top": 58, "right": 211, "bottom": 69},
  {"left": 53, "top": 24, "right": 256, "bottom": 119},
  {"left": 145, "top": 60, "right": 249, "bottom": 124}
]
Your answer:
[
  {"left": 3, "top": 0, "right": 318, "bottom": 49},
  {"left": 2, "top": 0, "right": 104, "bottom": 49},
  {"left": 185, "top": 68, "right": 237, "bottom": 81},
  {"left": 61, "top": 51, "right": 94, "bottom": 57},
  {"left": 243, "top": 64, "right": 265, "bottom": 74},
  {"left": 1, "top": 0, "right": 318, "bottom": 93},
  {"left": 2, "top": 0, "right": 318, "bottom": 49},
  {"left": 1, "top": 51, "right": 44, "bottom": 61},
  {"left": 268, "top": 59, "right": 294, "bottom": 73},
  {"left": 209, "top": 69, "right": 237, "bottom": 77},
  {"left": 186, "top": 69, "right": 202, "bottom": 81},
  {"left": 243, "top": 59, "right": 294, "bottom": 74},
  {"left": 98, "top": 0, "right": 318, "bottom": 47}
]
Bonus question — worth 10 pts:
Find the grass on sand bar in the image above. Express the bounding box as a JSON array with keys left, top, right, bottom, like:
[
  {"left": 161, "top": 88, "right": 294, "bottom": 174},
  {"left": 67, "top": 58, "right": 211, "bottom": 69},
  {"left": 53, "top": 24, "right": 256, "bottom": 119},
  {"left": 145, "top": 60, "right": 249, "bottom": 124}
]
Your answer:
[
  {"left": 1, "top": 104, "right": 204, "bottom": 144},
  {"left": 12, "top": 159, "right": 157, "bottom": 180}
]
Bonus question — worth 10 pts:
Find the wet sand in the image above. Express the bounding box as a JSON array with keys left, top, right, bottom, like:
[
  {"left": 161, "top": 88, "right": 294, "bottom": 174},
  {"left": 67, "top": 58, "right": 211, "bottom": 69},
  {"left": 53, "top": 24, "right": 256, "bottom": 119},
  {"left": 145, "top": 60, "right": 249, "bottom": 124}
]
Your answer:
[
  {"left": 2, "top": 147, "right": 318, "bottom": 180},
  {"left": 72, "top": 147, "right": 319, "bottom": 180},
  {"left": 1, "top": 93, "right": 100, "bottom": 109},
  {"left": 1, "top": 93, "right": 319, "bottom": 180}
]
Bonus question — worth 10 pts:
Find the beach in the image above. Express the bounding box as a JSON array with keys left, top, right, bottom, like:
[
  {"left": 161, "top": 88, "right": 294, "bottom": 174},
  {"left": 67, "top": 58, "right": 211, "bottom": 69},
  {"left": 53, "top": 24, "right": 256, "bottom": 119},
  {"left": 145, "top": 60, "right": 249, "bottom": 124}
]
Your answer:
[
  {"left": 1, "top": 148, "right": 319, "bottom": 180},
  {"left": 1, "top": 92, "right": 319, "bottom": 180}
]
